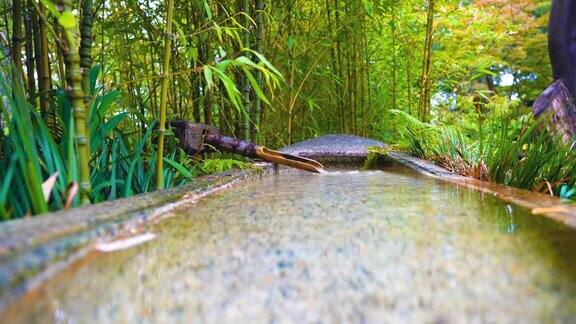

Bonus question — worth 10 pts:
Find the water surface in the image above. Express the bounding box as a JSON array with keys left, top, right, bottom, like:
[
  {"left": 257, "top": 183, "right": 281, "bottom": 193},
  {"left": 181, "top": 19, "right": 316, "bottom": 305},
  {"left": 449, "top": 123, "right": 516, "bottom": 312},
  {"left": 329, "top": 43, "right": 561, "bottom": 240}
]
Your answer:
[{"left": 4, "top": 168, "right": 576, "bottom": 322}]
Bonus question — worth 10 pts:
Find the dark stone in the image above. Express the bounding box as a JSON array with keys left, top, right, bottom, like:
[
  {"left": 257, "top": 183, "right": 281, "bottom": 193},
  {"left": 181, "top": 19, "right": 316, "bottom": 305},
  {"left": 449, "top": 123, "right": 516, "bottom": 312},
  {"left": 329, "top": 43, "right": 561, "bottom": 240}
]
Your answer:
[
  {"left": 547, "top": 0, "right": 576, "bottom": 99},
  {"left": 533, "top": 0, "right": 576, "bottom": 142},
  {"left": 279, "top": 134, "right": 385, "bottom": 164}
]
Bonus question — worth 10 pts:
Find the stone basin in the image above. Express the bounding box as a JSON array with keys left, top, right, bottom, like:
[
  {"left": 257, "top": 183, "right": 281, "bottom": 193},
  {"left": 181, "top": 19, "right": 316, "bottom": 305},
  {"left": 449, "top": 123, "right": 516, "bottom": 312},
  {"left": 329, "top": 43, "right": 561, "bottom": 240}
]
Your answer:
[{"left": 0, "top": 135, "right": 575, "bottom": 322}]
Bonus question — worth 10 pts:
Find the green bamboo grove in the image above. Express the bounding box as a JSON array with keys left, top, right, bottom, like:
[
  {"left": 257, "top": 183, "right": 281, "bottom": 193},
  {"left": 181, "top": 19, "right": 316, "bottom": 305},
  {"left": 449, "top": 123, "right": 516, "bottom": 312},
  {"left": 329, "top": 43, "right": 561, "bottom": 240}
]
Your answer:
[{"left": 0, "top": 0, "right": 556, "bottom": 219}]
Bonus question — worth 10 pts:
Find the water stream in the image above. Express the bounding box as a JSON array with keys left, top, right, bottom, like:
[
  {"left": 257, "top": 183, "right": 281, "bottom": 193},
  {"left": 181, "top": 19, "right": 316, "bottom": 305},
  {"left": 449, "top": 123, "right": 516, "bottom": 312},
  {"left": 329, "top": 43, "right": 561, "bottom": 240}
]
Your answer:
[{"left": 3, "top": 167, "right": 576, "bottom": 322}]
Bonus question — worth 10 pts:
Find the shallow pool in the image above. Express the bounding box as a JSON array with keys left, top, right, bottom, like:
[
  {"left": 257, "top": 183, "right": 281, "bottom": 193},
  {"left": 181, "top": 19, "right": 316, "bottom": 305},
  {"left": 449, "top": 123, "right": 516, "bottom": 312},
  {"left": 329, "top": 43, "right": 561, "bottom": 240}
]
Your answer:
[{"left": 3, "top": 168, "right": 576, "bottom": 322}]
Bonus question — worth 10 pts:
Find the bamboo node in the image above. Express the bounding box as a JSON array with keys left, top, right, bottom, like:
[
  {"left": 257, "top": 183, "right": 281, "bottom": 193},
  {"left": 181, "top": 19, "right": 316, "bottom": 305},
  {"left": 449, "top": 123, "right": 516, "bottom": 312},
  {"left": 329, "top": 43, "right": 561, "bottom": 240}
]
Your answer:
[
  {"left": 164, "top": 31, "right": 177, "bottom": 39},
  {"left": 76, "top": 136, "right": 88, "bottom": 145}
]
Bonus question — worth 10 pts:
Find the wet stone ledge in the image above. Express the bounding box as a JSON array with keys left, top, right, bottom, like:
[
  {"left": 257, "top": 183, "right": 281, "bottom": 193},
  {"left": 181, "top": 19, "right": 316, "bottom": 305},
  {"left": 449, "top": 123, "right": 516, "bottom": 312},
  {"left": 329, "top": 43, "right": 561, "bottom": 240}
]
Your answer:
[
  {"left": 0, "top": 168, "right": 268, "bottom": 310},
  {"left": 1, "top": 134, "right": 576, "bottom": 311}
]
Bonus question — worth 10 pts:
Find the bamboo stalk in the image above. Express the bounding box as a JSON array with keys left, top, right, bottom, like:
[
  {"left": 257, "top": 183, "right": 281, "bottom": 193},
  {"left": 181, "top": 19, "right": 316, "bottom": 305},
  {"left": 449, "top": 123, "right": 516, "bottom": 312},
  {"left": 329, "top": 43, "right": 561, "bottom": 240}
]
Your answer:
[
  {"left": 251, "top": 0, "right": 264, "bottom": 142},
  {"left": 33, "top": 1, "right": 51, "bottom": 121},
  {"left": 351, "top": 33, "right": 357, "bottom": 135},
  {"left": 57, "top": 0, "right": 91, "bottom": 203},
  {"left": 79, "top": 0, "right": 93, "bottom": 162},
  {"left": 391, "top": 7, "right": 397, "bottom": 111},
  {"left": 241, "top": 0, "right": 251, "bottom": 141},
  {"left": 326, "top": 0, "right": 344, "bottom": 133},
  {"left": 364, "top": 33, "right": 372, "bottom": 137},
  {"left": 345, "top": 38, "right": 354, "bottom": 133},
  {"left": 148, "top": 51, "right": 158, "bottom": 118},
  {"left": 406, "top": 38, "right": 413, "bottom": 116},
  {"left": 24, "top": 4, "right": 36, "bottom": 102},
  {"left": 202, "top": 43, "right": 212, "bottom": 125},
  {"left": 334, "top": 0, "right": 346, "bottom": 132},
  {"left": 57, "top": 44, "right": 66, "bottom": 88},
  {"left": 12, "top": 0, "right": 23, "bottom": 74},
  {"left": 418, "top": 0, "right": 435, "bottom": 121},
  {"left": 287, "top": 64, "right": 295, "bottom": 145},
  {"left": 38, "top": 2, "right": 51, "bottom": 118},
  {"left": 155, "top": 0, "right": 175, "bottom": 190},
  {"left": 359, "top": 20, "right": 366, "bottom": 137},
  {"left": 80, "top": 0, "right": 94, "bottom": 99}
]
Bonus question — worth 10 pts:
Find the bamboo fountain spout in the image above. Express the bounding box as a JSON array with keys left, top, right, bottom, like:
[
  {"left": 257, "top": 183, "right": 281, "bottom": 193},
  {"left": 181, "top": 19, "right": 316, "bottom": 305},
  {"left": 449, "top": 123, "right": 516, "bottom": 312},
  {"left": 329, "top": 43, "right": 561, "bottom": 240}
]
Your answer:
[{"left": 171, "top": 121, "right": 324, "bottom": 173}]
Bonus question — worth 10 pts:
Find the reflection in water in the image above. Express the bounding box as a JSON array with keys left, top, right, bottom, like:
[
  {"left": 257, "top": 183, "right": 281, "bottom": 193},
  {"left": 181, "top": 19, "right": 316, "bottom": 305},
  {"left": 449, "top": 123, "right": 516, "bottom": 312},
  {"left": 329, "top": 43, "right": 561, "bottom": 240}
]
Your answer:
[
  {"left": 3, "top": 168, "right": 576, "bottom": 323},
  {"left": 504, "top": 205, "right": 518, "bottom": 234}
]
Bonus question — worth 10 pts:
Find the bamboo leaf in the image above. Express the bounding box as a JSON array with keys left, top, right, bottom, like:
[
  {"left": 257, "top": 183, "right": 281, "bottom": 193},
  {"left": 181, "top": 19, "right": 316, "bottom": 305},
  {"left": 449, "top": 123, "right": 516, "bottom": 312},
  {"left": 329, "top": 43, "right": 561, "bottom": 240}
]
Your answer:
[
  {"left": 95, "top": 90, "right": 120, "bottom": 118},
  {"left": 234, "top": 56, "right": 260, "bottom": 69},
  {"left": 212, "top": 68, "right": 242, "bottom": 111},
  {"left": 245, "top": 49, "right": 284, "bottom": 80},
  {"left": 163, "top": 157, "right": 195, "bottom": 179},
  {"left": 215, "top": 59, "right": 233, "bottom": 73},
  {"left": 91, "top": 112, "right": 128, "bottom": 151},
  {"left": 89, "top": 64, "right": 101, "bottom": 96},
  {"left": 0, "top": 157, "right": 17, "bottom": 220},
  {"left": 203, "top": 0, "right": 212, "bottom": 19},
  {"left": 244, "top": 69, "right": 270, "bottom": 105},
  {"left": 124, "top": 122, "right": 155, "bottom": 197},
  {"left": 204, "top": 66, "right": 214, "bottom": 90}
]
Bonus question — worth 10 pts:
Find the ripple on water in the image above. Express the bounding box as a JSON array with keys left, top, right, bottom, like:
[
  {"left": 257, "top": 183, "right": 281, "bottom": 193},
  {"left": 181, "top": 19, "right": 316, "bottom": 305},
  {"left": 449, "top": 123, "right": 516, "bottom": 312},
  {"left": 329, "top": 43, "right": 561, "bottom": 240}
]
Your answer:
[{"left": 320, "top": 170, "right": 384, "bottom": 175}]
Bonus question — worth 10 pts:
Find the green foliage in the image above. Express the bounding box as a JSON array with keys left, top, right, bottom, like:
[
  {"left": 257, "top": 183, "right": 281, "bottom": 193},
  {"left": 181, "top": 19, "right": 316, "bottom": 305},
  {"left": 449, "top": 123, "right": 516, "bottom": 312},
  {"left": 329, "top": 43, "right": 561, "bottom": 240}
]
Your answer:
[
  {"left": 383, "top": 109, "right": 477, "bottom": 164},
  {"left": 0, "top": 65, "right": 248, "bottom": 220},
  {"left": 199, "top": 158, "right": 254, "bottom": 175},
  {"left": 0, "top": 0, "right": 565, "bottom": 215},
  {"left": 1, "top": 68, "right": 51, "bottom": 217},
  {"left": 483, "top": 115, "right": 576, "bottom": 191},
  {"left": 383, "top": 108, "right": 576, "bottom": 195},
  {"left": 0, "top": 0, "right": 288, "bottom": 220}
]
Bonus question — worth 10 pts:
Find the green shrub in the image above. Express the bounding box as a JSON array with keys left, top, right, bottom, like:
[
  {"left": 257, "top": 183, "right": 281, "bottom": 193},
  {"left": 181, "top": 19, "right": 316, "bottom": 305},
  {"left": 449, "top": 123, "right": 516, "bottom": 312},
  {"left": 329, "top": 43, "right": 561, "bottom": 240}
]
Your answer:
[{"left": 382, "top": 109, "right": 576, "bottom": 197}]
